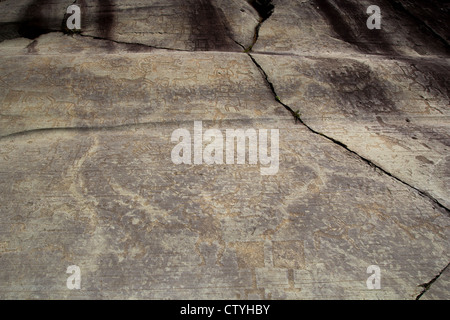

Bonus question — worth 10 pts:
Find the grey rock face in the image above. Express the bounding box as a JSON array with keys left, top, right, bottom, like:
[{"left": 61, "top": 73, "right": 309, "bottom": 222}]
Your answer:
[{"left": 0, "top": 0, "right": 448, "bottom": 300}]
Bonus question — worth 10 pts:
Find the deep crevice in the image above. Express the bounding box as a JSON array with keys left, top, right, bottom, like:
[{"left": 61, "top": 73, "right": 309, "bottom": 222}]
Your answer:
[
  {"left": 247, "top": 52, "right": 450, "bottom": 216},
  {"left": 248, "top": 0, "right": 275, "bottom": 20},
  {"left": 246, "top": 0, "right": 274, "bottom": 51},
  {"left": 416, "top": 262, "right": 450, "bottom": 300}
]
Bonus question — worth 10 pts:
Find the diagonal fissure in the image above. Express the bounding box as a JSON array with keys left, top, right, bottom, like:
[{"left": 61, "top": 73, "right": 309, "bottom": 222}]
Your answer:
[
  {"left": 245, "top": 0, "right": 274, "bottom": 52},
  {"left": 416, "top": 262, "right": 450, "bottom": 300},
  {"left": 247, "top": 52, "right": 450, "bottom": 216}
]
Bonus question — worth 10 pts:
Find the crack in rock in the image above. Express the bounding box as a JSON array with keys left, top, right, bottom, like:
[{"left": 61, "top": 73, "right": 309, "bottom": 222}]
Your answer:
[
  {"left": 245, "top": 0, "right": 274, "bottom": 51},
  {"left": 76, "top": 32, "right": 189, "bottom": 52},
  {"left": 247, "top": 52, "right": 450, "bottom": 216},
  {"left": 248, "top": 0, "right": 275, "bottom": 20},
  {"left": 0, "top": 119, "right": 209, "bottom": 140},
  {"left": 416, "top": 262, "right": 450, "bottom": 300}
]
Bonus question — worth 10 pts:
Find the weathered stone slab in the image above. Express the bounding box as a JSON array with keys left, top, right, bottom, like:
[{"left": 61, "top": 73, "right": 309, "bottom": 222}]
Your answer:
[
  {"left": 252, "top": 50, "right": 450, "bottom": 209},
  {"left": 0, "top": 118, "right": 448, "bottom": 299},
  {"left": 420, "top": 265, "right": 450, "bottom": 300},
  {"left": 0, "top": 0, "right": 73, "bottom": 41},
  {"left": 0, "top": 33, "right": 281, "bottom": 138},
  {"left": 254, "top": 0, "right": 449, "bottom": 57},
  {"left": 0, "top": 0, "right": 448, "bottom": 300},
  {"left": 0, "top": 0, "right": 259, "bottom": 50}
]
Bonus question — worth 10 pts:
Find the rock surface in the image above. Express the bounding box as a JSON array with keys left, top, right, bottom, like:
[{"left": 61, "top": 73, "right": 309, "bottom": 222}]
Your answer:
[{"left": 0, "top": 0, "right": 448, "bottom": 299}]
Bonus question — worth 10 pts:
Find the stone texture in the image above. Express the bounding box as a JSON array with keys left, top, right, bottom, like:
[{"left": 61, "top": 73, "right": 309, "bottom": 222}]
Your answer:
[
  {"left": 0, "top": 33, "right": 279, "bottom": 138},
  {"left": 0, "top": 0, "right": 259, "bottom": 50},
  {"left": 253, "top": 0, "right": 449, "bottom": 57},
  {"left": 0, "top": 0, "right": 448, "bottom": 300},
  {"left": 1, "top": 117, "right": 448, "bottom": 299},
  {"left": 420, "top": 265, "right": 450, "bottom": 300},
  {"left": 251, "top": 0, "right": 450, "bottom": 208},
  {"left": 253, "top": 54, "right": 450, "bottom": 209}
]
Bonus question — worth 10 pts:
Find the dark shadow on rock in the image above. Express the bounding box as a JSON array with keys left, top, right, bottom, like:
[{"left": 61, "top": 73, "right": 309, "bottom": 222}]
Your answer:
[
  {"left": 187, "top": 0, "right": 238, "bottom": 51},
  {"left": 62, "top": 0, "right": 85, "bottom": 34},
  {"left": 314, "top": 0, "right": 450, "bottom": 56},
  {"left": 0, "top": 22, "right": 22, "bottom": 42},
  {"left": 18, "top": 0, "right": 62, "bottom": 39},
  {"left": 340, "top": 0, "right": 396, "bottom": 55},
  {"left": 318, "top": 59, "right": 398, "bottom": 116},
  {"left": 387, "top": 0, "right": 450, "bottom": 56},
  {"left": 64, "top": 0, "right": 114, "bottom": 40},
  {"left": 314, "top": 0, "right": 396, "bottom": 55},
  {"left": 95, "top": 0, "right": 114, "bottom": 40},
  {"left": 14, "top": 0, "right": 115, "bottom": 41},
  {"left": 247, "top": 0, "right": 274, "bottom": 20}
]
